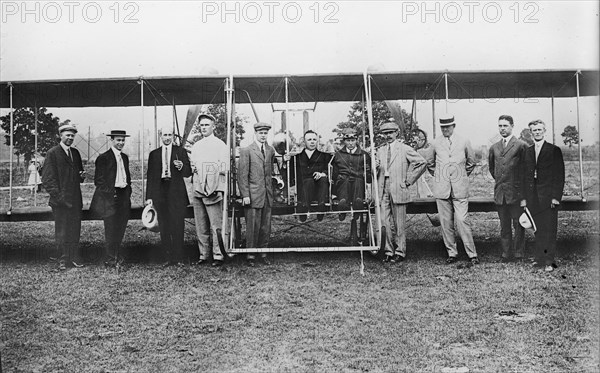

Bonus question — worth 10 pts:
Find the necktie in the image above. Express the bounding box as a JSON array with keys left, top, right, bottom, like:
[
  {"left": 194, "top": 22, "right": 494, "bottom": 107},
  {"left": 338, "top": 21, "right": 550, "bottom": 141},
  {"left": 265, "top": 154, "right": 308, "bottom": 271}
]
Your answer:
[
  {"left": 261, "top": 144, "right": 265, "bottom": 157},
  {"left": 386, "top": 144, "right": 392, "bottom": 170},
  {"left": 67, "top": 147, "right": 73, "bottom": 162},
  {"left": 503, "top": 139, "right": 507, "bottom": 148},
  {"left": 448, "top": 137, "right": 452, "bottom": 150},
  {"left": 116, "top": 153, "right": 126, "bottom": 187},
  {"left": 163, "top": 147, "right": 170, "bottom": 178}
]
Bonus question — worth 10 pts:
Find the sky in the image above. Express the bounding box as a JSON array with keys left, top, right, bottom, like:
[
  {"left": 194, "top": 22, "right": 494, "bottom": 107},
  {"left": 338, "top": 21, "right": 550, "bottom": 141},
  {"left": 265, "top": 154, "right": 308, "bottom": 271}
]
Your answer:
[{"left": 0, "top": 0, "right": 598, "bottom": 148}]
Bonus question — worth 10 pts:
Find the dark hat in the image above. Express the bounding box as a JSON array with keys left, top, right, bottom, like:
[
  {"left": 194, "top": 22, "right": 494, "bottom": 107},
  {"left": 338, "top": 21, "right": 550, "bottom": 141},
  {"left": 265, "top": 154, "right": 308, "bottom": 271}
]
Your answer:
[
  {"left": 439, "top": 114, "right": 456, "bottom": 126},
  {"left": 197, "top": 112, "right": 217, "bottom": 123},
  {"left": 107, "top": 130, "right": 130, "bottom": 137},
  {"left": 58, "top": 123, "right": 77, "bottom": 133},
  {"left": 254, "top": 122, "right": 272, "bottom": 131},
  {"left": 342, "top": 128, "right": 358, "bottom": 139},
  {"left": 379, "top": 122, "right": 399, "bottom": 133}
]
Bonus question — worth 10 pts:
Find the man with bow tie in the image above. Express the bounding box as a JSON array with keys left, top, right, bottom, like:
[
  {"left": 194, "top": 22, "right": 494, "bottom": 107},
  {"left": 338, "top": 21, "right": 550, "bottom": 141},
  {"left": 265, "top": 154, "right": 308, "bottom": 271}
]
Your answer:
[
  {"left": 375, "top": 122, "right": 426, "bottom": 262},
  {"left": 488, "top": 115, "right": 528, "bottom": 262},
  {"left": 42, "top": 123, "right": 87, "bottom": 270},
  {"left": 426, "top": 115, "right": 478, "bottom": 265},
  {"left": 90, "top": 130, "right": 132, "bottom": 268}
]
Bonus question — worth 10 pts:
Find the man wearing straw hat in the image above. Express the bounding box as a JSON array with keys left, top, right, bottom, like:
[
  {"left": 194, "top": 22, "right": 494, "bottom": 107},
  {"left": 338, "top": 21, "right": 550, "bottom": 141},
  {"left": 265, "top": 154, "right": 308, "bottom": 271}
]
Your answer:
[
  {"left": 332, "top": 128, "right": 372, "bottom": 222},
  {"left": 42, "top": 122, "right": 87, "bottom": 270},
  {"left": 146, "top": 125, "right": 192, "bottom": 267},
  {"left": 375, "top": 122, "right": 427, "bottom": 262},
  {"left": 90, "top": 130, "right": 132, "bottom": 268},
  {"left": 426, "top": 115, "right": 478, "bottom": 264},
  {"left": 522, "top": 119, "right": 565, "bottom": 272},
  {"left": 237, "top": 122, "right": 276, "bottom": 266},
  {"left": 190, "top": 113, "right": 229, "bottom": 267}
]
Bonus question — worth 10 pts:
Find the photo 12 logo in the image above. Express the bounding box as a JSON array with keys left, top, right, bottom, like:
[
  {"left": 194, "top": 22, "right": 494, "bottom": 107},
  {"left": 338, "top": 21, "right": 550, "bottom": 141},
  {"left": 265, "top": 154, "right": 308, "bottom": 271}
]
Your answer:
[
  {"left": 400, "top": 1, "right": 540, "bottom": 23},
  {"left": 1, "top": 1, "right": 140, "bottom": 23},
  {"left": 200, "top": 1, "right": 340, "bottom": 23}
]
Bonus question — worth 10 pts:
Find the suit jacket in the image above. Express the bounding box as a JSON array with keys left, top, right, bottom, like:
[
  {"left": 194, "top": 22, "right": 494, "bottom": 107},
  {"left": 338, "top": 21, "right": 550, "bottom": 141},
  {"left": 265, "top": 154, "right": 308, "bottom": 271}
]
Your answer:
[
  {"left": 524, "top": 141, "right": 565, "bottom": 209},
  {"left": 145, "top": 145, "right": 191, "bottom": 208},
  {"left": 190, "top": 135, "right": 229, "bottom": 198},
  {"left": 332, "top": 146, "right": 372, "bottom": 183},
  {"left": 289, "top": 149, "right": 332, "bottom": 198},
  {"left": 426, "top": 134, "right": 476, "bottom": 199},
  {"left": 376, "top": 140, "right": 427, "bottom": 204},
  {"left": 488, "top": 137, "right": 528, "bottom": 205},
  {"left": 41, "top": 144, "right": 84, "bottom": 209},
  {"left": 90, "top": 149, "right": 132, "bottom": 218},
  {"left": 237, "top": 142, "right": 276, "bottom": 209}
]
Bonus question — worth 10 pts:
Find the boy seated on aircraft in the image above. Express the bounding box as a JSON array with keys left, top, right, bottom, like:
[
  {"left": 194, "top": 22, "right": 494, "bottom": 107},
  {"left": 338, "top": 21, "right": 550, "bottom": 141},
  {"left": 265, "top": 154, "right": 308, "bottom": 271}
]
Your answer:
[
  {"left": 284, "top": 130, "right": 332, "bottom": 222},
  {"left": 331, "top": 128, "right": 372, "bottom": 221}
]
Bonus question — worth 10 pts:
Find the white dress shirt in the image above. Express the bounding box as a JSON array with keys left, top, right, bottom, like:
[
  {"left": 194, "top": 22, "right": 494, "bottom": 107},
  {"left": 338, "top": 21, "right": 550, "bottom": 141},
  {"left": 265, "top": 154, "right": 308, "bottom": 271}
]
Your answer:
[
  {"left": 111, "top": 147, "right": 127, "bottom": 188},
  {"left": 161, "top": 144, "right": 172, "bottom": 178}
]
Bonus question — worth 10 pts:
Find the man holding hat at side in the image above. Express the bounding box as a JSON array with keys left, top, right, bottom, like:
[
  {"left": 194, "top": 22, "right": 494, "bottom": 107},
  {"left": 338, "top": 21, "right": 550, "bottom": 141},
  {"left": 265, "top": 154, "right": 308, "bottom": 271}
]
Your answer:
[
  {"left": 146, "top": 125, "right": 192, "bottom": 267},
  {"left": 332, "top": 128, "right": 372, "bottom": 221},
  {"left": 42, "top": 122, "right": 87, "bottom": 270},
  {"left": 90, "top": 130, "right": 132, "bottom": 268},
  {"left": 190, "top": 113, "right": 229, "bottom": 267},
  {"left": 375, "top": 122, "right": 427, "bottom": 262},
  {"left": 426, "top": 115, "right": 478, "bottom": 264},
  {"left": 237, "top": 122, "right": 276, "bottom": 266}
]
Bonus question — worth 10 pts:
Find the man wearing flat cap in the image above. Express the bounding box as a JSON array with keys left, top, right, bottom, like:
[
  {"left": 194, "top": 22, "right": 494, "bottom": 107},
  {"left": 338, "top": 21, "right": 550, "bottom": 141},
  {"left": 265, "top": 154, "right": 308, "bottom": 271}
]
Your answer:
[
  {"left": 42, "top": 123, "right": 87, "bottom": 270},
  {"left": 146, "top": 125, "right": 192, "bottom": 267},
  {"left": 237, "top": 122, "right": 276, "bottom": 265},
  {"left": 376, "top": 122, "right": 427, "bottom": 262},
  {"left": 426, "top": 115, "right": 478, "bottom": 264},
  {"left": 90, "top": 130, "right": 132, "bottom": 268},
  {"left": 285, "top": 130, "right": 332, "bottom": 222},
  {"left": 332, "top": 128, "right": 372, "bottom": 221},
  {"left": 190, "top": 113, "right": 229, "bottom": 267}
]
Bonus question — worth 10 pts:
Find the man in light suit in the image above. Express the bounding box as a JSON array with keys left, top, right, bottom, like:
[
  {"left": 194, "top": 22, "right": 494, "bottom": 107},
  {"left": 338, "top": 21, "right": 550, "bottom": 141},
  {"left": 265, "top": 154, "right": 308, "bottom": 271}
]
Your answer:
[
  {"left": 426, "top": 115, "right": 478, "bottom": 264},
  {"left": 190, "top": 113, "right": 229, "bottom": 267},
  {"left": 237, "top": 122, "right": 276, "bottom": 266},
  {"left": 90, "top": 130, "right": 132, "bottom": 268},
  {"left": 42, "top": 123, "right": 87, "bottom": 270},
  {"left": 488, "top": 115, "right": 528, "bottom": 262},
  {"left": 523, "top": 119, "right": 565, "bottom": 272},
  {"left": 146, "top": 125, "right": 192, "bottom": 267},
  {"left": 376, "top": 122, "right": 427, "bottom": 262}
]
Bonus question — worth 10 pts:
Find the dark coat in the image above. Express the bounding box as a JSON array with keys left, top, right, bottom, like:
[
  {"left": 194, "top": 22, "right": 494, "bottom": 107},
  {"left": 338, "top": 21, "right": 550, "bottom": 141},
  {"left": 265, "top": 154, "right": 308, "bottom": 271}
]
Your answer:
[
  {"left": 488, "top": 136, "right": 528, "bottom": 205},
  {"left": 146, "top": 145, "right": 191, "bottom": 208},
  {"left": 332, "top": 145, "right": 372, "bottom": 183},
  {"left": 42, "top": 144, "right": 84, "bottom": 209},
  {"left": 237, "top": 142, "right": 276, "bottom": 209},
  {"left": 289, "top": 149, "right": 332, "bottom": 203},
  {"left": 90, "top": 149, "right": 132, "bottom": 218},
  {"left": 524, "top": 141, "right": 565, "bottom": 209}
]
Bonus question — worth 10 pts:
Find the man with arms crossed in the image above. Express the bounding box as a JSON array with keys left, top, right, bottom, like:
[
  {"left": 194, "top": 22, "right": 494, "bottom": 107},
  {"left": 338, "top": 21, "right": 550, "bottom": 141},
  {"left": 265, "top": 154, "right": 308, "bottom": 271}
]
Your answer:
[
  {"left": 522, "top": 119, "right": 564, "bottom": 272},
  {"left": 90, "top": 130, "right": 132, "bottom": 268},
  {"left": 488, "top": 115, "right": 528, "bottom": 262},
  {"left": 190, "top": 113, "right": 229, "bottom": 267},
  {"left": 426, "top": 115, "right": 478, "bottom": 264},
  {"left": 42, "top": 123, "right": 86, "bottom": 270}
]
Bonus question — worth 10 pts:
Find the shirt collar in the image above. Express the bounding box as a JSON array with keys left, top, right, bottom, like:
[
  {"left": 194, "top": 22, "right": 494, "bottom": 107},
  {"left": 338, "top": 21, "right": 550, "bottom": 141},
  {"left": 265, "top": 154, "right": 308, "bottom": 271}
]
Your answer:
[
  {"left": 162, "top": 143, "right": 172, "bottom": 151},
  {"left": 111, "top": 146, "right": 121, "bottom": 156},
  {"left": 59, "top": 142, "right": 70, "bottom": 153},
  {"left": 503, "top": 134, "right": 513, "bottom": 143},
  {"left": 255, "top": 140, "right": 266, "bottom": 149},
  {"left": 305, "top": 149, "right": 315, "bottom": 157},
  {"left": 534, "top": 139, "right": 545, "bottom": 148}
]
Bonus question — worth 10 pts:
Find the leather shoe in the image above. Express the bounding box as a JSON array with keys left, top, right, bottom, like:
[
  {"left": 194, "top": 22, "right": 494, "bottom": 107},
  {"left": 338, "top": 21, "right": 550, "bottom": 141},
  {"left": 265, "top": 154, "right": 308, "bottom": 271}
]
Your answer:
[
  {"left": 338, "top": 213, "right": 346, "bottom": 221},
  {"left": 211, "top": 260, "right": 224, "bottom": 267},
  {"left": 58, "top": 262, "right": 67, "bottom": 271},
  {"left": 391, "top": 254, "right": 405, "bottom": 263},
  {"left": 71, "top": 261, "right": 85, "bottom": 268},
  {"left": 299, "top": 214, "right": 307, "bottom": 222},
  {"left": 194, "top": 259, "right": 208, "bottom": 265},
  {"left": 247, "top": 258, "right": 256, "bottom": 267},
  {"left": 317, "top": 214, "right": 324, "bottom": 221},
  {"left": 446, "top": 257, "right": 457, "bottom": 264},
  {"left": 470, "top": 257, "right": 480, "bottom": 265},
  {"left": 259, "top": 255, "right": 271, "bottom": 265},
  {"left": 383, "top": 255, "right": 394, "bottom": 263}
]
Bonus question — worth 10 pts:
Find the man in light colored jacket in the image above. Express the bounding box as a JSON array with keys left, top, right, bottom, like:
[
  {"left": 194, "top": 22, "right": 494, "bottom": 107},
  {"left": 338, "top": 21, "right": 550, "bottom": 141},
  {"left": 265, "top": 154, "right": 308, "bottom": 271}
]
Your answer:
[
  {"left": 426, "top": 115, "right": 478, "bottom": 264},
  {"left": 190, "top": 113, "right": 229, "bottom": 267},
  {"left": 376, "top": 122, "right": 427, "bottom": 262}
]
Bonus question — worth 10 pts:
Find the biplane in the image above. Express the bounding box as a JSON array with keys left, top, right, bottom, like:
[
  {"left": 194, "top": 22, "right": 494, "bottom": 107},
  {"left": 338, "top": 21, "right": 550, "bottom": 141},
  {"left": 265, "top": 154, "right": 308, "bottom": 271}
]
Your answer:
[{"left": 1, "top": 69, "right": 599, "bottom": 257}]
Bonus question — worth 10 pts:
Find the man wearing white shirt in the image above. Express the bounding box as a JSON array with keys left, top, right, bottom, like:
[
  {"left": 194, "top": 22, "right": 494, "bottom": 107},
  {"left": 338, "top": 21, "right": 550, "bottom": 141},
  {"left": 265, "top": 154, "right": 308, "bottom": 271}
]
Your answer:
[
  {"left": 190, "top": 113, "right": 229, "bottom": 267},
  {"left": 90, "top": 130, "right": 132, "bottom": 267},
  {"left": 488, "top": 115, "right": 528, "bottom": 261},
  {"left": 523, "top": 119, "right": 565, "bottom": 272}
]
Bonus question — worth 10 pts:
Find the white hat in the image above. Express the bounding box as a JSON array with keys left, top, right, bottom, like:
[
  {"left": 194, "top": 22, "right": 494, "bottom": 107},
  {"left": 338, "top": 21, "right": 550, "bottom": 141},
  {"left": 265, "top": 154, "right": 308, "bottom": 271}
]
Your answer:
[
  {"left": 519, "top": 207, "right": 536, "bottom": 232},
  {"left": 142, "top": 202, "right": 160, "bottom": 232},
  {"left": 438, "top": 114, "right": 456, "bottom": 127}
]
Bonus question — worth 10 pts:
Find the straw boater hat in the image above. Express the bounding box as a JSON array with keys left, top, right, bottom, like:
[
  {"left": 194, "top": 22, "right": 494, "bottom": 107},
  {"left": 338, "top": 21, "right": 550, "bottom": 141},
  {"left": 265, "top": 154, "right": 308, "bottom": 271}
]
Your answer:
[
  {"left": 379, "top": 122, "right": 399, "bottom": 133},
  {"left": 142, "top": 201, "right": 160, "bottom": 232},
  {"left": 58, "top": 123, "right": 77, "bottom": 133},
  {"left": 106, "top": 130, "right": 130, "bottom": 137},
  {"left": 438, "top": 114, "right": 456, "bottom": 127},
  {"left": 519, "top": 207, "right": 537, "bottom": 232},
  {"left": 254, "top": 122, "right": 272, "bottom": 131}
]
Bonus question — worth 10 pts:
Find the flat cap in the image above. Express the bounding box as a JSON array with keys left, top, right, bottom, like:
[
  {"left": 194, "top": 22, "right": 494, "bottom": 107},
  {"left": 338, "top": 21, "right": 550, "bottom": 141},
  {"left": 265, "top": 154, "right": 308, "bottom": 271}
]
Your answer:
[
  {"left": 254, "top": 122, "right": 272, "bottom": 131},
  {"left": 197, "top": 112, "right": 217, "bottom": 123},
  {"left": 379, "top": 122, "right": 399, "bottom": 133},
  {"left": 342, "top": 128, "right": 358, "bottom": 139}
]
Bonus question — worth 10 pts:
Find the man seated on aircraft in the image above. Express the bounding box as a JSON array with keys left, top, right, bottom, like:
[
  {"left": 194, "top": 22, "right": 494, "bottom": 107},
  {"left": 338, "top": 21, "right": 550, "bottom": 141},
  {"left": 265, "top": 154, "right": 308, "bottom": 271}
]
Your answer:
[
  {"left": 285, "top": 130, "right": 332, "bottom": 222},
  {"left": 332, "top": 128, "right": 371, "bottom": 221}
]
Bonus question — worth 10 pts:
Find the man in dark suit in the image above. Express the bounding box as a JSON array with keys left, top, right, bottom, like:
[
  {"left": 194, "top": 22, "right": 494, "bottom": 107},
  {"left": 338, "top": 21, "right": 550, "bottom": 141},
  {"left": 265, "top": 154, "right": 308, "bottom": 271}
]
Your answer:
[
  {"left": 237, "top": 122, "right": 276, "bottom": 265},
  {"left": 523, "top": 119, "right": 565, "bottom": 272},
  {"left": 90, "top": 130, "right": 132, "bottom": 268},
  {"left": 42, "top": 123, "right": 86, "bottom": 270},
  {"left": 286, "top": 130, "right": 332, "bottom": 222},
  {"left": 488, "top": 115, "right": 528, "bottom": 261},
  {"left": 145, "top": 125, "right": 192, "bottom": 266}
]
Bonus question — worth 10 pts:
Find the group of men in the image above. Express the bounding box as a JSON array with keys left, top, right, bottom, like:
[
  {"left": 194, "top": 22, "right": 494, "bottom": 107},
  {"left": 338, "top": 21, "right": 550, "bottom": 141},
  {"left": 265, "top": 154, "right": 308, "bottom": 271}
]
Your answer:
[{"left": 42, "top": 112, "right": 564, "bottom": 273}]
